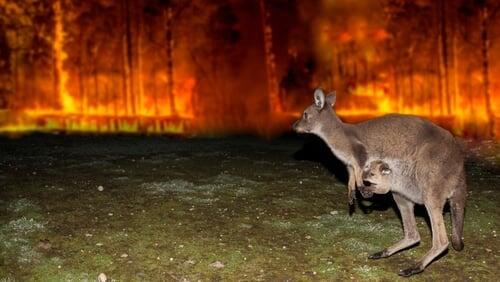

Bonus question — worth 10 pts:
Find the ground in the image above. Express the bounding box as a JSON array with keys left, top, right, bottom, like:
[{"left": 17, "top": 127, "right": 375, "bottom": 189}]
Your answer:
[{"left": 0, "top": 134, "right": 498, "bottom": 281}]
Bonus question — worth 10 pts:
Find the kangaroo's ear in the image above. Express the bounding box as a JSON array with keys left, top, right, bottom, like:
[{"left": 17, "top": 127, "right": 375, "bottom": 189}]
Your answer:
[
  {"left": 326, "top": 91, "right": 336, "bottom": 107},
  {"left": 314, "top": 88, "right": 325, "bottom": 109}
]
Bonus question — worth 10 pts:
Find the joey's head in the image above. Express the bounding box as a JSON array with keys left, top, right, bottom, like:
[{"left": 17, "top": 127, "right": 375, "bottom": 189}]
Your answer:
[
  {"left": 361, "top": 160, "right": 392, "bottom": 197},
  {"left": 292, "top": 88, "right": 339, "bottom": 135}
]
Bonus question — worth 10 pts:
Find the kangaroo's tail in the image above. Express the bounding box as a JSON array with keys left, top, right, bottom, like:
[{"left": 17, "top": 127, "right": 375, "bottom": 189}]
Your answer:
[{"left": 450, "top": 175, "right": 466, "bottom": 251}]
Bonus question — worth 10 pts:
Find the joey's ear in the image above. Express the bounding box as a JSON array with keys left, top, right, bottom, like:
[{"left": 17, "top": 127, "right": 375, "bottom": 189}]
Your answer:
[
  {"left": 314, "top": 88, "right": 325, "bottom": 109},
  {"left": 325, "top": 91, "right": 336, "bottom": 107},
  {"left": 380, "top": 163, "right": 391, "bottom": 175}
]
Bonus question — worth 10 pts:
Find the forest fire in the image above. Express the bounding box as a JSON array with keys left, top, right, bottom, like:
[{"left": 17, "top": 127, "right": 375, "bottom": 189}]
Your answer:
[
  {"left": 1, "top": 3, "right": 500, "bottom": 280},
  {"left": 0, "top": 0, "right": 498, "bottom": 138}
]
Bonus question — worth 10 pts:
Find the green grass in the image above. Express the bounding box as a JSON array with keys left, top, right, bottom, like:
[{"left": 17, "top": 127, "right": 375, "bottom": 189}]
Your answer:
[{"left": 0, "top": 136, "right": 498, "bottom": 280}]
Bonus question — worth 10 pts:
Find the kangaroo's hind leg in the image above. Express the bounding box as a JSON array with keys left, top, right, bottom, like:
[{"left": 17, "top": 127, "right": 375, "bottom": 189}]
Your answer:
[
  {"left": 369, "top": 193, "right": 420, "bottom": 259},
  {"left": 399, "top": 198, "right": 449, "bottom": 277}
]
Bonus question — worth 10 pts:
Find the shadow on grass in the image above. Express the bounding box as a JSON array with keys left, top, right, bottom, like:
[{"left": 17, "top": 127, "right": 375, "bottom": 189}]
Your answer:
[{"left": 292, "top": 135, "right": 348, "bottom": 183}]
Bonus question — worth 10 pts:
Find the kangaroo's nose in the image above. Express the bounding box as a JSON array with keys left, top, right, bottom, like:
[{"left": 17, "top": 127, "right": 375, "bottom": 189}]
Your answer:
[{"left": 363, "top": 180, "right": 372, "bottom": 186}]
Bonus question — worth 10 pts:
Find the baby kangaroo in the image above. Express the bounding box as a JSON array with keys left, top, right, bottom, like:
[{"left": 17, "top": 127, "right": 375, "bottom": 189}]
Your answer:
[{"left": 362, "top": 159, "right": 466, "bottom": 276}]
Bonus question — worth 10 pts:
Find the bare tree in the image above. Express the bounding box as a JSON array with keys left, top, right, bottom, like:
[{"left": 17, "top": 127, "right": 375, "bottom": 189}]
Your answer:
[
  {"left": 437, "top": 0, "right": 451, "bottom": 115},
  {"left": 121, "top": 0, "right": 134, "bottom": 115},
  {"left": 259, "top": 0, "right": 282, "bottom": 114},
  {"left": 162, "top": 0, "right": 192, "bottom": 116}
]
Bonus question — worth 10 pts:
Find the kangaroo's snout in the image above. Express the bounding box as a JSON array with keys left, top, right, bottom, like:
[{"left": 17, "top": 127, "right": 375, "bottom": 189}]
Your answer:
[{"left": 293, "top": 118, "right": 307, "bottom": 133}]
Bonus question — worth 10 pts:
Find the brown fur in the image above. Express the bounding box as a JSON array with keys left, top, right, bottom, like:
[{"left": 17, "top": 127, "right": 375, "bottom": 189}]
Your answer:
[
  {"left": 363, "top": 159, "right": 466, "bottom": 254},
  {"left": 293, "top": 88, "right": 467, "bottom": 276}
]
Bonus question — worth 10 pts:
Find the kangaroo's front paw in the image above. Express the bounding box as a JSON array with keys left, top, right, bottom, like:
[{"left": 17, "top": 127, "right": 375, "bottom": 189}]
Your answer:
[
  {"left": 368, "top": 250, "right": 388, "bottom": 260},
  {"left": 398, "top": 264, "right": 424, "bottom": 277}
]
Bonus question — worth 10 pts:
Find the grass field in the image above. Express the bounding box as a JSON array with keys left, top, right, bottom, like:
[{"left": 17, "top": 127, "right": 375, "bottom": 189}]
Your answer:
[{"left": 0, "top": 135, "right": 498, "bottom": 281}]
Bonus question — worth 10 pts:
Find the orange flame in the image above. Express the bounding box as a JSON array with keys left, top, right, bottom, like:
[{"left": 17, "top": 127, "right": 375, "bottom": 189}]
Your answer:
[{"left": 53, "top": 0, "right": 75, "bottom": 113}]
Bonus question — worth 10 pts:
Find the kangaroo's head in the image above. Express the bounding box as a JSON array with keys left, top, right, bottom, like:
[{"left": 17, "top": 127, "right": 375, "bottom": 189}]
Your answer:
[{"left": 293, "top": 88, "right": 340, "bottom": 135}]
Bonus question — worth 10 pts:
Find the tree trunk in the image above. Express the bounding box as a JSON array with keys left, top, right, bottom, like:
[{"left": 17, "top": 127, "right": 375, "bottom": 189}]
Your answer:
[
  {"left": 121, "top": 30, "right": 128, "bottom": 116},
  {"left": 93, "top": 58, "right": 99, "bottom": 113},
  {"left": 153, "top": 70, "right": 158, "bottom": 116},
  {"left": 52, "top": 33, "right": 58, "bottom": 110},
  {"left": 165, "top": 6, "right": 176, "bottom": 116},
  {"left": 439, "top": 0, "right": 451, "bottom": 115},
  {"left": 31, "top": 58, "right": 37, "bottom": 109},
  {"left": 409, "top": 54, "right": 414, "bottom": 111},
  {"left": 353, "top": 56, "right": 358, "bottom": 84},
  {"left": 12, "top": 48, "right": 18, "bottom": 109},
  {"left": 77, "top": 51, "right": 84, "bottom": 114},
  {"left": 393, "top": 65, "right": 400, "bottom": 112},
  {"left": 331, "top": 47, "right": 337, "bottom": 89},
  {"left": 466, "top": 68, "right": 473, "bottom": 120},
  {"left": 429, "top": 73, "right": 434, "bottom": 116},
  {"left": 114, "top": 75, "right": 118, "bottom": 117},
  {"left": 480, "top": 4, "right": 495, "bottom": 137},
  {"left": 52, "top": 1, "right": 64, "bottom": 110},
  {"left": 82, "top": 48, "right": 88, "bottom": 115},
  {"left": 449, "top": 1, "right": 459, "bottom": 116},
  {"left": 137, "top": 0, "right": 144, "bottom": 116},
  {"left": 121, "top": 0, "right": 134, "bottom": 115},
  {"left": 259, "top": 0, "right": 282, "bottom": 114},
  {"left": 451, "top": 22, "right": 459, "bottom": 116},
  {"left": 127, "top": 0, "right": 135, "bottom": 115},
  {"left": 436, "top": 38, "right": 444, "bottom": 116},
  {"left": 436, "top": 0, "right": 445, "bottom": 115}
]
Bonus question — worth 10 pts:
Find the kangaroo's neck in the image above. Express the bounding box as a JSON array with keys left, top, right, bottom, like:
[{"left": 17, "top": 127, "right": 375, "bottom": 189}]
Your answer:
[
  {"left": 316, "top": 113, "right": 349, "bottom": 143},
  {"left": 314, "top": 112, "right": 359, "bottom": 164}
]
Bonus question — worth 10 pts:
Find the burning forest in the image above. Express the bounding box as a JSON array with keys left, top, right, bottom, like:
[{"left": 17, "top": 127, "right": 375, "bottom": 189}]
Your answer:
[
  {"left": 1, "top": 1, "right": 500, "bottom": 280},
  {"left": 0, "top": 0, "right": 499, "bottom": 138}
]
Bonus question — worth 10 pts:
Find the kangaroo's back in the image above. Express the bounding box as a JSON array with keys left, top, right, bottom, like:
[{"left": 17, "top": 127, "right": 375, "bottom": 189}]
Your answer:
[{"left": 355, "top": 114, "right": 461, "bottom": 160}]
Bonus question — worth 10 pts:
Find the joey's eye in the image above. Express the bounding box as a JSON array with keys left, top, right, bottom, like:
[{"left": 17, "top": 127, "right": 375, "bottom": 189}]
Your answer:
[{"left": 303, "top": 112, "right": 308, "bottom": 119}]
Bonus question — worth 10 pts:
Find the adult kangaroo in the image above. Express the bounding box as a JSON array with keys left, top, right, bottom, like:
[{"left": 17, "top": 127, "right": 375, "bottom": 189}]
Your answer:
[{"left": 293, "top": 88, "right": 466, "bottom": 276}]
